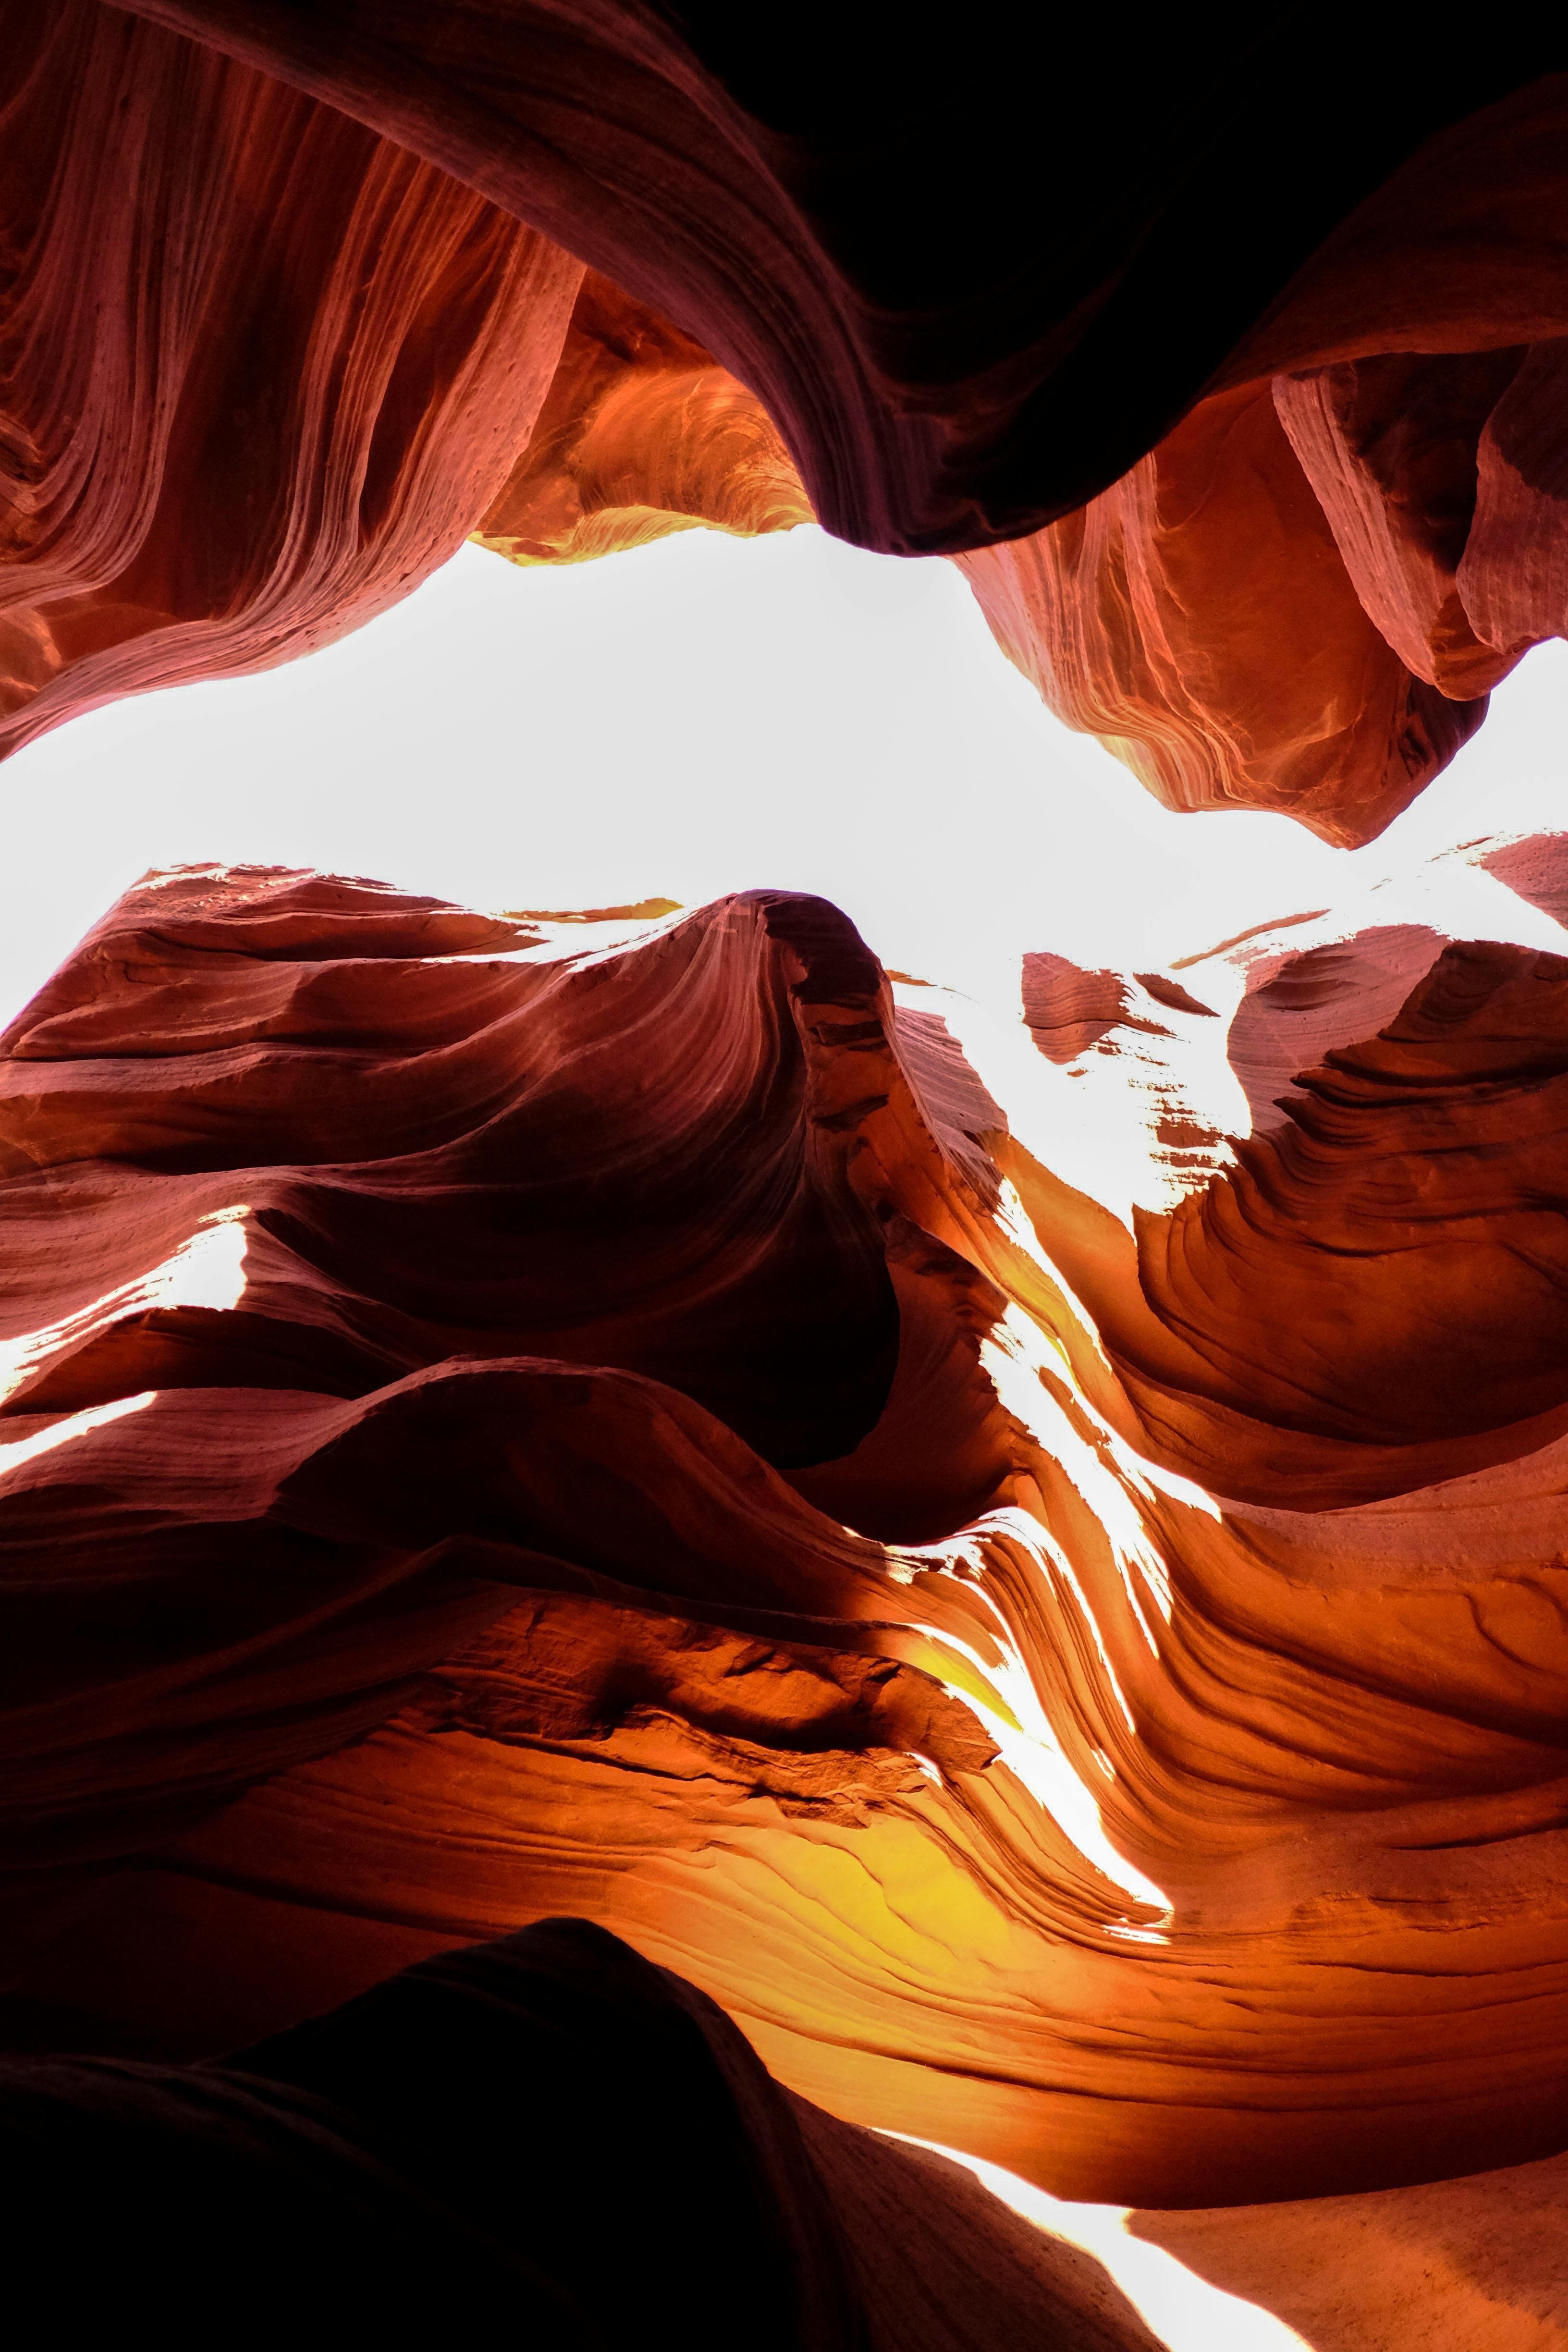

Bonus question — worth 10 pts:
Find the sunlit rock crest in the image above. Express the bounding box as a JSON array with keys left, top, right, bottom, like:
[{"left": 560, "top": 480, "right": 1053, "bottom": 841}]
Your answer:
[
  {"left": 473, "top": 269, "right": 813, "bottom": 566},
  {"left": 5, "top": 856, "right": 1568, "bottom": 2249}
]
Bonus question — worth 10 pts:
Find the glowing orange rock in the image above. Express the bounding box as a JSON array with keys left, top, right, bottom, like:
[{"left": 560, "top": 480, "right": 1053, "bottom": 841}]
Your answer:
[
  {"left": 6, "top": 855, "right": 1568, "bottom": 2242},
  {"left": 1274, "top": 340, "right": 1568, "bottom": 701},
  {"left": 10, "top": 13, "right": 1568, "bottom": 2305},
  {"left": 473, "top": 270, "right": 811, "bottom": 565},
  {"left": 955, "top": 383, "right": 1487, "bottom": 845}
]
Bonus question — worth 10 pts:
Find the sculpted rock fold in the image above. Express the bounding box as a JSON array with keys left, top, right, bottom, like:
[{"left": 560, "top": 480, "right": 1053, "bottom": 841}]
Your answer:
[
  {"left": 944, "top": 73, "right": 1568, "bottom": 843},
  {"left": 109, "top": 3, "right": 1568, "bottom": 548},
  {"left": 1274, "top": 340, "right": 1568, "bottom": 699},
  {"left": 5, "top": 857, "right": 1568, "bottom": 2237},
  {"left": 0, "top": 0, "right": 583, "bottom": 760},
  {"left": 6, "top": 5, "right": 1568, "bottom": 846},
  {"left": 474, "top": 269, "right": 812, "bottom": 565},
  {"left": 956, "top": 384, "right": 1488, "bottom": 844}
]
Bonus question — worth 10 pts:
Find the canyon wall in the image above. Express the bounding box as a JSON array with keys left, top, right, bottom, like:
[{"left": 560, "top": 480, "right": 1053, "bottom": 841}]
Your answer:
[
  {"left": 5, "top": 852, "right": 1568, "bottom": 2253},
  {"left": 0, "top": 1, "right": 583, "bottom": 760},
  {"left": 7, "top": 10, "right": 1568, "bottom": 2338},
  {"left": 103, "top": 5, "right": 1568, "bottom": 549},
  {"left": 6, "top": 8, "right": 1568, "bottom": 840},
  {"left": 0, "top": 3, "right": 802, "bottom": 765}
]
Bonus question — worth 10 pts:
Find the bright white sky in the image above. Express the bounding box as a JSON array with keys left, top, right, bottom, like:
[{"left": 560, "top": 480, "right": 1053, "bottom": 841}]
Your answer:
[{"left": 7, "top": 524, "right": 1568, "bottom": 1027}]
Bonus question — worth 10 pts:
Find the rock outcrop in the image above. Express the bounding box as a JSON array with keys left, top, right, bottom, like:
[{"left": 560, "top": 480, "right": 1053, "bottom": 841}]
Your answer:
[
  {"left": 944, "top": 68, "right": 1568, "bottom": 841},
  {"left": 0, "top": 4, "right": 804, "bottom": 763},
  {"left": 6, "top": 6, "right": 1568, "bottom": 839},
  {"left": 953, "top": 310, "right": 1568, "bottom": 846},
  {"left": 6, "top": 854, "right": 1568, "bottom": 2249},
  {"left": 107, "top": 5, "right": 1568, "bottom": 550},
  {"left": 0, "top": 0, "right": 583, "bottom": 760},
  {"left": 474, "top": 268, "right": 812, "bottom": 566},
  {"left": 954, "top": 385, "right": 1491, "bottom": 844}
]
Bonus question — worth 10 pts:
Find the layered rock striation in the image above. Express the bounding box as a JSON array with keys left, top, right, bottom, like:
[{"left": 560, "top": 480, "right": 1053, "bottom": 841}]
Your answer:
[
  {"left": 960, "top": 307, "right": 1568, "bottom": 843},
  {"left": 7, "top": 6, "right": 1568, "bottom": 842},
  {"left": 0, "top": 0, "right": 582, "bottom": 760},
  {"left": 474, "top": 268, "right": 812, "bottom": 566},
  {"left": 0, "top": 3, "right": 804, "bottom": 763},
  {"left": 6, "top": 854, "right": 1568, "bottom": 2235},
  {"left": 6, "top": 12, "right": 1568, "bottom": 2334},
  {"left": 952, "top": 72, "right": 1568, "bottom": 838},
  {"left": 106, "top": 4, "right": 1568, "bottom": 550},
  {"left": 954, "top": 384, "right": 1491, "bottom": 845}
]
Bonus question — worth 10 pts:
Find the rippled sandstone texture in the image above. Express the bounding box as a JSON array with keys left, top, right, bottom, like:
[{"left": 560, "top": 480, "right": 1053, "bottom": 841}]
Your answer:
[
  {"left": 0, "top": 1, "right": 803, "bottom": 761},
  {"left": 0, "top": 0, "right": 583, "bottom": 760},
  {"left": 89, "top": 4, "right": 1568, "bottom": 840},
  {"left": 953, "top": 383, "right": 1492, "bottom": 846},
  {"left": 8, "top": 10, "right": 1568, "bottom": 2334},
  {"left": 474, "top": 268, "right": 813, "bottom": 566},
  {"left": 107, "top": 5, "right": 1568, "bottom": 550},
  {"left": 952, "top": 70, "right": 1568, "bottom": 843},
  {"left": 5, "top": 851, "right": 1568, "bottom": 2288},
  {"left": 6, "top": 5, "right": 1568, "bottom": 844},
  {"left": 959, "top": 298, "right": 1568, "bottom": 844}
]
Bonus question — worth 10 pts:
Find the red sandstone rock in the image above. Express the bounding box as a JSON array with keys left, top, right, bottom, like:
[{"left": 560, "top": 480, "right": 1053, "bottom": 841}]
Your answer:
[
  {"left": 1274, "top": 340, "right": 1568, "bottom": 702},
  {"left": 8, "top": 10, "right": 1568, "bottom": 2319},
  {"left": 947, "top": 71, "right": 1568, "bottom": 838},
  {"left": 949, "top": 74, "right": 1568, "bottom": 841},
  {"left": 106, "top": 5, "right": 1568, "bottom": 550},
  {"left": 0, "top": 5, "right": 814, "bottom": 759},
  {"left": 1462, "top": 340, "right": 1568, "bottom": 665},
  {"left": 1272, "top": 351, "right": 1529, "bottom": 698},
  {"left": 1020, "top": 956, "right": 1169, "bottom": 1066},
  {"left": 474, "top": 269, "right": 811, "bottom": 565},
  {"left": 6, "top": 857, "right": 1568, "bottom": 2249},
  {"left": 956, "top": 384, "right": 1488, "bottom": 844},
  {"left": 0, "top": 0, "right": 582, "bottom": 760},
  {"left": 1130, "top": 2148, "right": 1568, "bottom": 2351},
  {"left": 5, "top": 5, "right": 1568, "bottom": 843},
  {"left": 958, "top": 325, "right": 1568, "bottom": 842}
]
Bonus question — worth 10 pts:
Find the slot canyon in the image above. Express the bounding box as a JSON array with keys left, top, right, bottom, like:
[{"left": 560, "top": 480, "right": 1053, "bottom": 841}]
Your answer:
[{"left": 4, "top": 5, "right": 1568, "bottom": 2343}]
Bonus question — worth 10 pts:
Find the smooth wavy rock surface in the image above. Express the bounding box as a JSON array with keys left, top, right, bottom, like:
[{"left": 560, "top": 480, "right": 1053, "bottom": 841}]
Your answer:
[
  {"left": 474, "top": 268, "right": 812, "bottom": 565},
  {"left": 0, "top": 0, "right": 588, "bottom": 762},
  {"left": 105, "top": 5, "right": 1568, "bottom": 551},
  {"left": 1275, "top": 338, "right": 1568, "bottom": 698},
  {"left": 5, "top": 853, "right": 1568, "bottom": 2250},
  {"left": 948, "top": 72, "right": 1568, "bottom": 838},
  {"left": 0, "top": 1, "right": 806, "bottom": 760},
  {"left": 954, "top": 384, "right": 1492, "bottom": 844},
  {"left": 6, "top": 5, "right": 1568, "bottom": 845}
]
